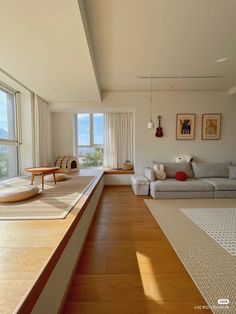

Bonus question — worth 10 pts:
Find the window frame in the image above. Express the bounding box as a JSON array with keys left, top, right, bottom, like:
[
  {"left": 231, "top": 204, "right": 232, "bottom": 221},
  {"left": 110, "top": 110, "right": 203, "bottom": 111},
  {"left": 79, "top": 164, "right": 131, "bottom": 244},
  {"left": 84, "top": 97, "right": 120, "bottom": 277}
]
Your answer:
[
  {"left": 77, "top": 113, "right": 104, "bottom": 149},
  {"left": 76, "top": 113, "right": 104, "bottom": 168},
  {"left": 0, "top": 83, "right": 20, "bottom": 178}
]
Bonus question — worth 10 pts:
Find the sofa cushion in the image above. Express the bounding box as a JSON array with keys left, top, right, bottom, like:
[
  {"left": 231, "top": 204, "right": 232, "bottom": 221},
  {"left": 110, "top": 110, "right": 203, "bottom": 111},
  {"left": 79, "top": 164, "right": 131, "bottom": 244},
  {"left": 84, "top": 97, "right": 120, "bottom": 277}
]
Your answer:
[
  {"left": 152, "top": 162, "right": 193, "bottom": 178},
  {"left": 228, "top": 166, "right": 236, "bottom": 179},
  {"left": 144, "top": 167, "right": 156, "bottom": 182},
  {"left": 192, "top": 162, "right": 231, "bottom": 178},
  {"left": 150, "top": 178, "right": 213, "bottom": 192},
  {"left": 200, "top": 178, "right": 236, "bottom": 191},
  {"left": 131, "top": 175, "right": 149, "bottom": 186}
]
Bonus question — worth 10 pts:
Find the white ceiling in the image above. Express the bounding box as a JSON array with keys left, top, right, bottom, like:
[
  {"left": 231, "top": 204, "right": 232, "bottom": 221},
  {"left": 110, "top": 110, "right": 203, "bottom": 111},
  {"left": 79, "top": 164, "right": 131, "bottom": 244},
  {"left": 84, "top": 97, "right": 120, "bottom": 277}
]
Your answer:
[
  {"left": 0, "top": 0, "right": 101, "bottom": 102},
  {"left": 85, "top": 0, "right": 236, "bottom": 91},
  {"left": 1, "top": 0, "right": 236, "bottom": 101}
]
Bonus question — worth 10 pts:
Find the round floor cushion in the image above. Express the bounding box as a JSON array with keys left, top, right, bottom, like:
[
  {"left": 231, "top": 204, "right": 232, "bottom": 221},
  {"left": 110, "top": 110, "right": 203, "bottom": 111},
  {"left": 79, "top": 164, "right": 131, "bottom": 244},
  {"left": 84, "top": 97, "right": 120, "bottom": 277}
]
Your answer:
[
  {"left": 0, "top": 186, "right": 40, "bottom": 203},
  {"left": 44, "top": 173, "right": 69, "bottom": 182}
]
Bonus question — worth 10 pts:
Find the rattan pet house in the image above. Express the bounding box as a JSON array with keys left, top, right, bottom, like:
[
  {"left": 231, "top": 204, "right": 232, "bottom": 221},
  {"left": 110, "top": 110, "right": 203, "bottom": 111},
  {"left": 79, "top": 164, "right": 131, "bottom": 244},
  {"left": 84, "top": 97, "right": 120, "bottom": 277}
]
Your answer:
[{"left": 54, "top": 156, "right": 79, "bottom": 173}]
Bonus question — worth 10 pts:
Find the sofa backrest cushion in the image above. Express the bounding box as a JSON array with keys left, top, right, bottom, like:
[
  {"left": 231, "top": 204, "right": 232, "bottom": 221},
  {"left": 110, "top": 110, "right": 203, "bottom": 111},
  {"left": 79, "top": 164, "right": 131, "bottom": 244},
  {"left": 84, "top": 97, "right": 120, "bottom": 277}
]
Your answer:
[
  {"left": 144, "top": 167, "right": 156, "bottom": 182},
  {"left": 192, "top": 162, "right": 231, "bottom": 178},
  {"left": 152, "top": 161, "right": 194, "bottom": 178},
  {"left": 228, "top": 165, "right": 236, "bottom": 179}
]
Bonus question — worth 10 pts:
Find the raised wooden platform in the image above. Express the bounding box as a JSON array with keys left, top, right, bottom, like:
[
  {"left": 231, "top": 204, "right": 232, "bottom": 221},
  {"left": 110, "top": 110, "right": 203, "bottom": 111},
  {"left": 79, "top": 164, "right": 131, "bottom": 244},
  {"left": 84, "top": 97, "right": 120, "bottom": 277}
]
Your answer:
[{"left": 0, "top": 170, "right": 103, "bottom": 314}]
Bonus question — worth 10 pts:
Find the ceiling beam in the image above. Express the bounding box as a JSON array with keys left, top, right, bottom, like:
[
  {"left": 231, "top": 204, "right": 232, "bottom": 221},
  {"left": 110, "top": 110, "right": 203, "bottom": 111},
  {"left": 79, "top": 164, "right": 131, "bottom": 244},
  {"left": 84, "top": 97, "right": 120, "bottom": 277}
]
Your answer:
[{"left": 77, "top": 0, "right": 101, "bottom": 101}]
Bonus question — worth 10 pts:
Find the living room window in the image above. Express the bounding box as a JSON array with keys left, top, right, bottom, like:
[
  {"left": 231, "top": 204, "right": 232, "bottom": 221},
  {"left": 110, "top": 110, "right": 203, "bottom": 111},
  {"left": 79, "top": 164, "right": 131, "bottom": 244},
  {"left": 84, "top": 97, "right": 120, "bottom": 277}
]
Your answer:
[
  {"left": 77, "top": 113, "right": 104, "bottom": 168},
  {"left": 0, "top": 84, "right": 19, "bottom": 179}
]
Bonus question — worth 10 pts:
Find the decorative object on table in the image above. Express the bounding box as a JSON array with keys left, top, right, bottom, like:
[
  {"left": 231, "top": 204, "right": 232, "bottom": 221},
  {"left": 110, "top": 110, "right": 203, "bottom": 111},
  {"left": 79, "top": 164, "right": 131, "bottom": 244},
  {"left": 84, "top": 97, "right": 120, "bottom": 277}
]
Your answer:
[
  {"left": 176, "top": 154, "right": 193, "bottom": 163},
  {"left": 122, "top": 160, "right": 134, "bottom": 170},
  {"left": 201, "top": 113, "right": 222, "bottom": 140},
  {"left": 155, "top": 115, "right": 163, "bottom": 137},
  {"left": 0, "top": 186, "right": 40, "bottom": 203},
  {"left": 175, "top": 171, "right": 187, "bottom": 181},
  {"left": 45, "top": 173, "right": 69, "bottom": 182},
  {"left": 153, "top": 164, "right": 166, "bottom": 180},
  {"left": 25, "top": 166, "right": 60, "bottom": 190},
  {"left": 54, "top": 156, "right": 79, "bottom": 173},
  {"left": 176, "top": 113, "right": 195, "bottom": 140}
]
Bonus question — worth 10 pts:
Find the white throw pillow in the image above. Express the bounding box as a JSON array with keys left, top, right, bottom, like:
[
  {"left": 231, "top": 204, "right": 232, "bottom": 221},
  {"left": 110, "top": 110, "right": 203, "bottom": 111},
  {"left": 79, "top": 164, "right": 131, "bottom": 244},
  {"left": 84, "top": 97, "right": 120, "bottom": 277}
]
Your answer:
[
  {"left": 0, "top": 186, "right": 39, "bottom": 203},
  {"left": 154, "top": 164, "right": 166, "bottom": 180},
  {"left": 228, "top": 166, "right": 236, "bottom": 179}
]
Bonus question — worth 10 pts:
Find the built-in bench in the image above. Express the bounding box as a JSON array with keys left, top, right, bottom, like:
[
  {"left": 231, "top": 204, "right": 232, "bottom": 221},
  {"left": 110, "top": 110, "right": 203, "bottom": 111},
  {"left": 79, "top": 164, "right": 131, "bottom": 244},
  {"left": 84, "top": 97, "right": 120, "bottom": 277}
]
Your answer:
[
  {"left": 104, "top": 168, "right": 134, "bottom": 185},
  {"left": 0, "top": 170, "right": 104, "bottom": 314}
]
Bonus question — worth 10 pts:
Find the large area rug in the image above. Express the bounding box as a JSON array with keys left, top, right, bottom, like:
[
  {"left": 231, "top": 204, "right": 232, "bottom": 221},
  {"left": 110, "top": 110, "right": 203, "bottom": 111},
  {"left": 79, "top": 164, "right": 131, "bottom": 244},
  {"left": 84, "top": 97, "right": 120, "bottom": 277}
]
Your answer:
[
  {"left": 145, "top": 199, "right": 236, "bottom": 314},
  {"left": 180, "top": 208, "right": 236, "bottom": 256},
  {"left": 0, "top": 175, "right": 95, "bottom": 220}
]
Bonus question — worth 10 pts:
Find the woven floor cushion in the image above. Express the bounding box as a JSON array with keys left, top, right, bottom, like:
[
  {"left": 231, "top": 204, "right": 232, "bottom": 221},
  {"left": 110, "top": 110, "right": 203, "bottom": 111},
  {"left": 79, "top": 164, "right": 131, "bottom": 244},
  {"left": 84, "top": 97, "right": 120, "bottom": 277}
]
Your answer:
[
  {"left": 0, "top": 186, "right": 39, "bottom": 203},
  {"left": 44, "top": 173, "right": 69, "bottom": 182}
]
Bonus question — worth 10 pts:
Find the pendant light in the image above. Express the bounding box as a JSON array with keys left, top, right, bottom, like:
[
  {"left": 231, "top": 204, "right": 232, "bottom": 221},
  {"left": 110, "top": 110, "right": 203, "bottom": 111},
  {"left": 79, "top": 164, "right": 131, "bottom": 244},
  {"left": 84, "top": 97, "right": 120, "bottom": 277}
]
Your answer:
[{"left": 148, "top": 77, "right": 154, "bottom": 129}]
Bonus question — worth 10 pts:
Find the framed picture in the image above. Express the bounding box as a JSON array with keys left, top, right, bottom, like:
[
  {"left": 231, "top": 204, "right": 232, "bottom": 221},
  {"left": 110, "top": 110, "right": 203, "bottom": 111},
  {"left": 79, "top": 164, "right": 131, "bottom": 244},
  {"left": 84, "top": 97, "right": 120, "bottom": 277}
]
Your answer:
[
  {"left": 202, "top": 113, "right": 222, "bottom": 140},
  {"left": 176, "top": 113, "right": 195, "bottom": 140}
]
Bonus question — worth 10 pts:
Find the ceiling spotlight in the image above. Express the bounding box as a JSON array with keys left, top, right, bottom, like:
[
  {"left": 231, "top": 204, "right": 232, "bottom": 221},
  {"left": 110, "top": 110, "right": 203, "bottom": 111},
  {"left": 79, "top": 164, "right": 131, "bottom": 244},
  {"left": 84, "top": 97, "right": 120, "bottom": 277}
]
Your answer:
[{"left": 215, "top": 58, "right": 229, "bottom": 63}]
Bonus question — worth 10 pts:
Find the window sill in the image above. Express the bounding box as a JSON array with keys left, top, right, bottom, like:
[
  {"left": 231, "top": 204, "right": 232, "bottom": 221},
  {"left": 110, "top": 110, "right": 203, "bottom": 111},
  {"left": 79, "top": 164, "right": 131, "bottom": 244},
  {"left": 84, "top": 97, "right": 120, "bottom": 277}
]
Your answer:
[
  {"left": 0, "top": 175, "right": 27, "bottom": 184},
  {"left": 104, "top": 168, "right": 134, "bottom": 175}
]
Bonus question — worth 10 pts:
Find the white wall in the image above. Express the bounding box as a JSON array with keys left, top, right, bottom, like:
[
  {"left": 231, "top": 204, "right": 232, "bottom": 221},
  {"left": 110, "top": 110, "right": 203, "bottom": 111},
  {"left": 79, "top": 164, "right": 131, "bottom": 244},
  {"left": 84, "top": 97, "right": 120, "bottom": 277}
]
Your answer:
[
  {"left": 104, "top": 174, "right": 132, "bottom": 185},
  {"left": 50, "top": 90, "right": 236, "bottom": 174}
]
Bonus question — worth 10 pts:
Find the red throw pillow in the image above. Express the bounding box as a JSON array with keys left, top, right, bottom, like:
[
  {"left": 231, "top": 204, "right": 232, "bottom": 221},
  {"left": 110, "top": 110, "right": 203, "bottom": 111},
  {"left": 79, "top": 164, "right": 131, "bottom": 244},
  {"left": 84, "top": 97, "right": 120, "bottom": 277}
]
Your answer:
[{"left": 176, "top": 171, "right": 187, "bottom": 181}]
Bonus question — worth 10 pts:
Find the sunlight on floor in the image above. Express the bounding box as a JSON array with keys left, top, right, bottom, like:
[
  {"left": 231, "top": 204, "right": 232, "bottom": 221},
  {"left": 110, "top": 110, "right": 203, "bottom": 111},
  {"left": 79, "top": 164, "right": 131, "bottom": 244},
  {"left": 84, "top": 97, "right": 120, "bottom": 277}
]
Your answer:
[{"left": 136, "top": 251, "right": 164, "bottom": 305}]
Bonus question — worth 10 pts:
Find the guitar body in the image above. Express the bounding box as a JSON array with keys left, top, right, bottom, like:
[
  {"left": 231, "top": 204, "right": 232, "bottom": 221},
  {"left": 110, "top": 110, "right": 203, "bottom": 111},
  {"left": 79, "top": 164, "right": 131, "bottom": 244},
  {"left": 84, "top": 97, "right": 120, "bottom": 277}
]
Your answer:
[
  {"left": 155, "top": 116, "right": 163, "bottom": 137},
  {"left": 155, "top": 127, "right": 163, "bottom": 137}
]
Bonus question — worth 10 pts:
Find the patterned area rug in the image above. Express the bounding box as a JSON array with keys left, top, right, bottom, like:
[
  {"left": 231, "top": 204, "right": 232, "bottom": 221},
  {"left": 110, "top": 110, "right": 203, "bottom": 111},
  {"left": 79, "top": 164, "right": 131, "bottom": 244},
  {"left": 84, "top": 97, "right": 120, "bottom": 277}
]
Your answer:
[
  {"left": 180, "top": 208, "right": 236, "bottom": 256},
  {"left": 145, "top": 199, "right": 236, "bottom": 314},
  {"left": 0, "top": 175, "right": 95, "bottom": 220}
]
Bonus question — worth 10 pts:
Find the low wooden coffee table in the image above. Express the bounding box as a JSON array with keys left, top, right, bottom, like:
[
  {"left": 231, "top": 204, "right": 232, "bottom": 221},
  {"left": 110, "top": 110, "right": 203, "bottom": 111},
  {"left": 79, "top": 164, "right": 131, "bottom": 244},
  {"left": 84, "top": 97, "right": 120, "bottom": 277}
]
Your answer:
[{"left": 25, "top": 167, "right": 60, "bottom": 190}]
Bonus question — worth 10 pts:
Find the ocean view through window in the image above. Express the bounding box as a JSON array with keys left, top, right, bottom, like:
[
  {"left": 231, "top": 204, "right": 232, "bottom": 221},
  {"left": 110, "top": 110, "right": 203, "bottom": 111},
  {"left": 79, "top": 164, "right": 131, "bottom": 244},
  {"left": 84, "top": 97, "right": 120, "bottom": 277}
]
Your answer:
[{"left": 77, "top": 113, "right": 104, "bottom": 168}]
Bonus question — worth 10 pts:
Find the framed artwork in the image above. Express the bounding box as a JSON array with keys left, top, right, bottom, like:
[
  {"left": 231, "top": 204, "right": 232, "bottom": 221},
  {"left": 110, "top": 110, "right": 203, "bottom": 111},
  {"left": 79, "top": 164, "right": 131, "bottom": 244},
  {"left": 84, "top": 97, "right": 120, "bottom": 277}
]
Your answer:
[
  {"left": 202, "top": 113, "right": 222, "bottom": 140},
  {"left": 176, "top": 113, "right": 195, "bottom": 140}
]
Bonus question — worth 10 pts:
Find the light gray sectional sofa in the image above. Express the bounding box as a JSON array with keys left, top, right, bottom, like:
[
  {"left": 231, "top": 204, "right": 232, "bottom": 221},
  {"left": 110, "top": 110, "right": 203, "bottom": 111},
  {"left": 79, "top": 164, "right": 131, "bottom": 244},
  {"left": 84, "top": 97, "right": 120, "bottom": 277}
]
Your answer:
[{"left": 144, "top": 161, "right": 236, "bottom": 199}]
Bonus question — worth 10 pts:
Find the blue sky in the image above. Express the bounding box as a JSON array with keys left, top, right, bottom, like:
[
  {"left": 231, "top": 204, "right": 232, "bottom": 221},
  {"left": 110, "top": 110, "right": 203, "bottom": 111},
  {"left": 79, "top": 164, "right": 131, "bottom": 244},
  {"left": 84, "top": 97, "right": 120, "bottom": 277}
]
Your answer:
[{"left": 77, "top": 113, "right": 104, "bottom": 146}]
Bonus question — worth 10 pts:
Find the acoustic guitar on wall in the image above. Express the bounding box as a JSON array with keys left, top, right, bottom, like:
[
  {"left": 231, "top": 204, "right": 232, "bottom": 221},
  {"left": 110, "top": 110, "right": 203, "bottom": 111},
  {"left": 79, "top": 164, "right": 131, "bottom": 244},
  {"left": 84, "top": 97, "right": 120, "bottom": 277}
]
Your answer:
[{"left": 155, "top": 115, "right": 163, "bottom": 137}]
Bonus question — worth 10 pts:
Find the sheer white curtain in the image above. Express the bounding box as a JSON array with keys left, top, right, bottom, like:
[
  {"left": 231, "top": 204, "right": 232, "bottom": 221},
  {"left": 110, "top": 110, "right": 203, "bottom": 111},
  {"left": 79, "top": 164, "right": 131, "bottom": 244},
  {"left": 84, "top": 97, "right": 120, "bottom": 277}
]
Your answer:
[
  {"left": 104, "top": 112, "right": 134, "bottom": 169},
  {"left": 33, "top": 95, "right": 51, "bottom": 166}
]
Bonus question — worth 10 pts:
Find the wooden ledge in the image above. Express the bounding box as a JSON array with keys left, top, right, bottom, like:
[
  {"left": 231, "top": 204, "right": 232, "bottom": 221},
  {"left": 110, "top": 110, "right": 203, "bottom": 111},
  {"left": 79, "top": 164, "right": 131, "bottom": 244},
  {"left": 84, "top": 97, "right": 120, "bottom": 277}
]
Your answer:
[
  {"left": 1, "top": 171, "right": 103, "bottom": 314},
  {"left": 104, "top": 168, "right": 134, "bottom": 175}
]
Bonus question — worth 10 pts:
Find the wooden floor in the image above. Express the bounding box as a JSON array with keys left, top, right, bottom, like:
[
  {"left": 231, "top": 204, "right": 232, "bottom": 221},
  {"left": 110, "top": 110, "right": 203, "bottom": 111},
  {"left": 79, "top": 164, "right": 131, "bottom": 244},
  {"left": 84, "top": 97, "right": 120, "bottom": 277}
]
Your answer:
[{"left": 62, "top": 186, "right": 211, "bottom": 314}]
